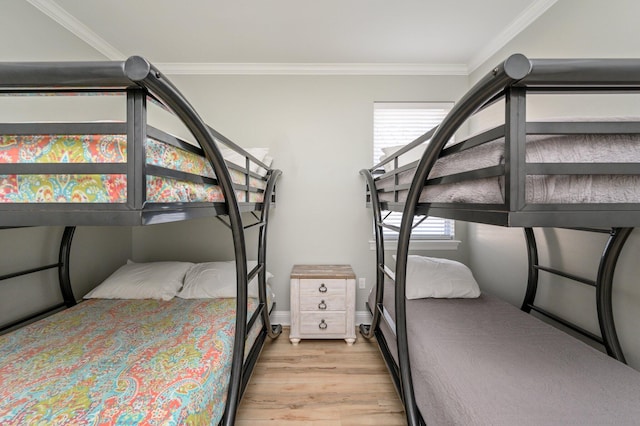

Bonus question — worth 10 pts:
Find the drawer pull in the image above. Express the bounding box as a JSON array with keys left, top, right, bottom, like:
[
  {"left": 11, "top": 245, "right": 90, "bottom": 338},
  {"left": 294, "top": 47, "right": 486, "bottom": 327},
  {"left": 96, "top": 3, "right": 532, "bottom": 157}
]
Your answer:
[
  {"left": 318, "top": 300, "right": 327, "bottom": 310},
  {"left": 319, "top": 283, "right": 327, "bottom": 293},
  {"left": 318, "top": 319, "right": 328, "bottom": 330}
]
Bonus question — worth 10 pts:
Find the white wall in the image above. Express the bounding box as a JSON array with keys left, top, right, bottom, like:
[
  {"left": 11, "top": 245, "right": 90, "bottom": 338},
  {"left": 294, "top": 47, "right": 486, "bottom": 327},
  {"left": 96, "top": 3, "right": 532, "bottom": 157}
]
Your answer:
[
  {"left": 0, "top": 1, "right": 107, "bottom": 62},
  {"left": 467, "top": 0, "right": 640, "bottom": 368},
  {"left": 132, "top": 74, "right": 469, "bottom": 312}
]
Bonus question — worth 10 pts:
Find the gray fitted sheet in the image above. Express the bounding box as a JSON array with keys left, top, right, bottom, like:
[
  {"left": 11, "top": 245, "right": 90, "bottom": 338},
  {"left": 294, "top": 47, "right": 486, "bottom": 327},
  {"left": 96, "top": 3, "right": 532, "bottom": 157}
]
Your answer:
[{"left": 369, "top": 279, "right": 640, "bottom": 425}]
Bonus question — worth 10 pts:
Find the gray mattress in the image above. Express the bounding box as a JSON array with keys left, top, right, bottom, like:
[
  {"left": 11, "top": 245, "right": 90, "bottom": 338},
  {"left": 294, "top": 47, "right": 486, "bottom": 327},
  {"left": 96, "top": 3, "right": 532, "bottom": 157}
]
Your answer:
[
  {"left": 377, "top": 130, "right": 640, "bottom": 204},
  {"left": 369, "top": 279, "right": 640, "bottom": 425}
]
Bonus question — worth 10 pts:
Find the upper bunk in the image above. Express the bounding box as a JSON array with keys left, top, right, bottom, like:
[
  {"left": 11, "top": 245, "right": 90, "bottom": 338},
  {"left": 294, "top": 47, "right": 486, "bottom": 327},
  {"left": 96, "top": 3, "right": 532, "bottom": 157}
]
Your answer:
[
  {"left": 0, "top": 56, "right": 278, "bottom": 227},
  {"left": 363, "top": 54, "right": 640, "bottom": 228}
]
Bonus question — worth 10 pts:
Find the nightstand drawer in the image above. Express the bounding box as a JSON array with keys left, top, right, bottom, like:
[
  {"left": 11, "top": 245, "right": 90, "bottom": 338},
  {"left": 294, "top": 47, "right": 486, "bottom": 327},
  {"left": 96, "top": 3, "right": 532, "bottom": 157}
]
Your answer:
[
  {"left": 299, "top": 278, "right": 346, "bottom": 298},
  {"left": 300, "top": 296, "right": 345, "bottom": 311},
  {"left": 299, "top": 312, "right": 346, "bottom": 335}
]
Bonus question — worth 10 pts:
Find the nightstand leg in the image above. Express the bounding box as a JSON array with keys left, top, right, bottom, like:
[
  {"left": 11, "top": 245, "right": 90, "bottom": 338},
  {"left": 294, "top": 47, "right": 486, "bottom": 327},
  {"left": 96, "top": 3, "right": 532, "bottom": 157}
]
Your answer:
[
  {"left": 290, "top": 338, "right": 301, "bottom": 345},
  {"left": 345, "top": 338, "right": 355, "bottom": 346}
]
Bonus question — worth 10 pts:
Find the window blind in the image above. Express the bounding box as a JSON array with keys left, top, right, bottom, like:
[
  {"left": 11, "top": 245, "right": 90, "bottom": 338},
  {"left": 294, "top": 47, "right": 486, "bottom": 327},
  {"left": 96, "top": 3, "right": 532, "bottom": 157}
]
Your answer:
[{"left": 373, "top": 102, "right": 455, "bottom": 240}]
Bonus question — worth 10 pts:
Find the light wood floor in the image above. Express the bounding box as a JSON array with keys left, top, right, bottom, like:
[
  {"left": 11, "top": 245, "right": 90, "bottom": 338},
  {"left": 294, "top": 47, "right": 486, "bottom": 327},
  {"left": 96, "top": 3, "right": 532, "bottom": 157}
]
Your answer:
[{"left": 236, "top": 328, "right": 407, "bottom": 425}]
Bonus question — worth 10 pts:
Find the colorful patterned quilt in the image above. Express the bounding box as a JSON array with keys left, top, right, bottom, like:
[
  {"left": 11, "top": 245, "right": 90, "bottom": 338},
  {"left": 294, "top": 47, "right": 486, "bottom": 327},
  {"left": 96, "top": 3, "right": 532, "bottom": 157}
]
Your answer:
[
  {"left": 0, "top": 297, "right": 262, "bottom": 425},
  {"left": 0, "top": 133, "right": 266, "bottom": 203}
]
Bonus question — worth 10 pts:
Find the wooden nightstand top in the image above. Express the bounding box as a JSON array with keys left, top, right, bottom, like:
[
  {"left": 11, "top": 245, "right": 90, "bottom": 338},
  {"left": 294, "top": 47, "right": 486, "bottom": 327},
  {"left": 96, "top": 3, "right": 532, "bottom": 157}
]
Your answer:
[{"left": 291, "top": 264, "right": 355, "bottom": 280}]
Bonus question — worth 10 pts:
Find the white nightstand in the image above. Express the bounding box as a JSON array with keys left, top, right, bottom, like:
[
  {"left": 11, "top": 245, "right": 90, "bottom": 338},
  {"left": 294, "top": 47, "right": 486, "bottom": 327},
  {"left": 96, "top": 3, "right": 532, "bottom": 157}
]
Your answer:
[{"left": 289, "top": 264, "right": 356, "bottom": 345}]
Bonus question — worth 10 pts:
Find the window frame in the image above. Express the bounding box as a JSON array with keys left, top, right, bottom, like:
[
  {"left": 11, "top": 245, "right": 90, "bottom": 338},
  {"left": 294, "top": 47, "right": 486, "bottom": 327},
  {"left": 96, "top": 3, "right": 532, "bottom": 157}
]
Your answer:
[{"left": 373, "top": 101, "right": 457, "bottom": 244}]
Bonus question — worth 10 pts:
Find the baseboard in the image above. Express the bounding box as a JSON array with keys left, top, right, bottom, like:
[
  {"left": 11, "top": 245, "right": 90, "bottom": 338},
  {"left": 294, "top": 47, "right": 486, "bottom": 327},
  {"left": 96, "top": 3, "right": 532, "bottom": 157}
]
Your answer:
[
  {"left": 356, "top": 310, "right": 372, "bottom": 325},
  {"left": 269, "top": 310, "right": 291, "bottom": 326},
  {"left": 270, "top": 310, "right": 372, "bottom": 326}
]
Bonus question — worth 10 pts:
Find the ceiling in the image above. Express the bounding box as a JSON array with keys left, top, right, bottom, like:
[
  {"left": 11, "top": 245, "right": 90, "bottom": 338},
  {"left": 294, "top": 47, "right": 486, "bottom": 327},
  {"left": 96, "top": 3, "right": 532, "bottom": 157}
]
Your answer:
[{"left": 12, "top": 0, "right": 558, "bottom": 75}]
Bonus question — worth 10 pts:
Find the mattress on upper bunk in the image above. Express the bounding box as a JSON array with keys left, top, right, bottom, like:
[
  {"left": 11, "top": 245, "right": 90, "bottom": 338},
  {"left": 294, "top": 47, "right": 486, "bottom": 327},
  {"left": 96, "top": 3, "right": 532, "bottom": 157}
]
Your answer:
[
  {"left": 377, "top": 129, "right": 640, "bottom": 204},
  {"left": 369, "top": 282, "right": 640, "bottom": 425},
  {"left": 0, "top": 296, "right": 265, "bottom": 425},
  {"left": 0, "top": 132, "right": 268, "bottom": 204}
]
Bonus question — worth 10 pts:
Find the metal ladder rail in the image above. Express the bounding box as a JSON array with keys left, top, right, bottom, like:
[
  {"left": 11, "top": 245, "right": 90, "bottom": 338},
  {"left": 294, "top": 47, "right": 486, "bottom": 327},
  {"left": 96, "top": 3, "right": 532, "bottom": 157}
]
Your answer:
[
  {"left": 256, "top": 169, "right": 283, "bottom": 339},
  {"left": 214, "top": 168, "right": 282, "bottom": 341},
  {"left": 359, "top": 168, "right": 428, "bottom": 426},
  {"left": 212, "top": 169, "right": 284, "bottom": 397},
  {"left": 521, "top": 227, "right": 631, "bottom": 363},
  {"left": 0, "top": 226, "right": 76, "bottom": 334},
  {"left": 359, "top": 167, "right": 404, "bottom": 412},
  {"left": 238, "top": 169, "right": 283, "bottom": 397},
  {"left": 359, "top": 169, "right": 431, "bottom": 338},
  {"left": 359, "top": 168, "right": 386, "bottom": 340}
]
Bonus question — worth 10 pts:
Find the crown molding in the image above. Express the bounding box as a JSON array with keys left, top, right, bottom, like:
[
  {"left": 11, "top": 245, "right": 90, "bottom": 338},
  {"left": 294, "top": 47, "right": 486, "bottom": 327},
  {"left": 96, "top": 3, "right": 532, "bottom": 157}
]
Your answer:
[
  {"left": 155, "top": 62, "right": 469, "bottom": 76},
  {"left": 467, "top": 0, "right": 558, "bottom": 73},
  {"left": 26, "top": 0, "right": 125, "bottom": 60},
  {"left": 30, "top": 0, "right": 555, "bottom": 76},
  {"left": 27, "top": 0, "right": 467, "bottom": 77}
]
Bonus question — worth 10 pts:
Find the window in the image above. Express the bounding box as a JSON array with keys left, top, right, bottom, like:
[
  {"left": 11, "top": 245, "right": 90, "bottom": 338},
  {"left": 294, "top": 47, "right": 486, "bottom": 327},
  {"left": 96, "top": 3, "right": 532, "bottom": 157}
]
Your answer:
[{"left": 373, "top": 102, "right": 455, "bottom": 240}]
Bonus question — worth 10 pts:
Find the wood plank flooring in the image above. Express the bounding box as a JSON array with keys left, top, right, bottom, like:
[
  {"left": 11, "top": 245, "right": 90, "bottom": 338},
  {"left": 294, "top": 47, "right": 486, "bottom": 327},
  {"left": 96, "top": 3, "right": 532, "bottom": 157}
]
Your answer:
[{"left": 236, "top": 328, "right": 407, "bottom": 425}]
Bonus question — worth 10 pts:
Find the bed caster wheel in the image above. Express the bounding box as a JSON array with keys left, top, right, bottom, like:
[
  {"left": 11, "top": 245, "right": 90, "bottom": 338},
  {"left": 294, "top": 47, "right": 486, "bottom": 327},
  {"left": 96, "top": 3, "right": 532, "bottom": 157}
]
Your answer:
[
  {"left": 360, "top": 323, "right": 376, "bottom": 339},
  {"left": 270, "top": 324, "right": 283, "bottom": 338}
]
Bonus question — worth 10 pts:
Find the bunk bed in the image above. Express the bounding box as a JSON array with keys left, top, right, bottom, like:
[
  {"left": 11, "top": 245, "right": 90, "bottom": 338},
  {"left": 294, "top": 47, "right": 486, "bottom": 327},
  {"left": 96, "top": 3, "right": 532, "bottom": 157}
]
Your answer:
[
  {"left": 360, "top": 54, "right": 640, "bottom": 425},
  {"left": 0, "top": 56, "right": 281, "bottom": 426}
]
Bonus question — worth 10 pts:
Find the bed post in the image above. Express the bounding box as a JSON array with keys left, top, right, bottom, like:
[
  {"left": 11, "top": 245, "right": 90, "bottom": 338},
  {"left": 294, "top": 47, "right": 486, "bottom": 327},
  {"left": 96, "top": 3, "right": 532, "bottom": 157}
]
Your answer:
[
  {"left": 125, "top": 89, "right": 147, "bottom": 211},
  {"left": 504, "top": 86, "right": 527, "bottom": 213},
  {"left": 395, "top": 54, "right": 533, "bottom": 425},
  {"left": 597, "top": 227, "right": 633, "bottom": 362},
  {"left": 521, "top": 227, "right": 539, "bottom": 312},
  {"left": 58, "top": 226, "right": 77, "bottom": 307},
  {"left": 122, "top": 56, "right": 249, "bottom": 426}
]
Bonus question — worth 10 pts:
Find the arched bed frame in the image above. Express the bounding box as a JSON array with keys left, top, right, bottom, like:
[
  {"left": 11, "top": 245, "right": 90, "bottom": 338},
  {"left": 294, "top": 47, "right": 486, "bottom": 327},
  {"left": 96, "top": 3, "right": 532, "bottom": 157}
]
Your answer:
[
  {"left": 0, "top": 57, "right": 280, "bottom": 425},
  {"left": 361, "top": 54, "right": 640, "bottom": 425}
]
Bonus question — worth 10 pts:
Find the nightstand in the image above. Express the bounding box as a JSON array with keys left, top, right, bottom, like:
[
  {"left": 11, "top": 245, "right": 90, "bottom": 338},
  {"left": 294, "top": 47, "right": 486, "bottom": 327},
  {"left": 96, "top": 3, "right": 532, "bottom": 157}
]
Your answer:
[{"left": 289, "top": 264, "right": 356, "bottom": 345}]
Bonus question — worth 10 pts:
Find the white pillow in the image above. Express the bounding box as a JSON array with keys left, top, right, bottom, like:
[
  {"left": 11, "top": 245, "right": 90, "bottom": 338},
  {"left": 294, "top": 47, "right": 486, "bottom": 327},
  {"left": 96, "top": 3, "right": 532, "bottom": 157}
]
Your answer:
[
  {"left": 394, "top": 255, "right": 480, "bottom": 299},
  {"left": 83, "top": 261, "right": 193, "bottom": 301},
  {"left": 177, "top": 260, "right": 274, "bottom": 299},
  {"left": 220, "top": 147, "right": 269, "bottom": 174},
  {"left": 380, "top": 144, "right": 426, "bottom": 173},
  {"left": 255, "top": 153, "right": 274, "bottom": 177}
]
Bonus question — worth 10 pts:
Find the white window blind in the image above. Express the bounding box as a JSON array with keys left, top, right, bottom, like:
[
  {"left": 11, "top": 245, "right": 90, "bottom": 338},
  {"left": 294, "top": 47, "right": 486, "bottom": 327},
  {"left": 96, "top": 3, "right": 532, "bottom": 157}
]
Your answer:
[{"left": 373, "top": 102, "right": 455, "bottom": 240}]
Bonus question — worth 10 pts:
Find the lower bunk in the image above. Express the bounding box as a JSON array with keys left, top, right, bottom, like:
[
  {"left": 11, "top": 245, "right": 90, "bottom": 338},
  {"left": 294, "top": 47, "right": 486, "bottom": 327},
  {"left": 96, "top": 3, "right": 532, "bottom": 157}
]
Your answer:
[
  {"left": 368, "top": 270, "right": 640, "bottom": 425},
  {"left": 0, "top": 261, "right": 275, "bottom": 425},
  {"left": 362, "top": 54, "right": 640, "bottom": 425}
]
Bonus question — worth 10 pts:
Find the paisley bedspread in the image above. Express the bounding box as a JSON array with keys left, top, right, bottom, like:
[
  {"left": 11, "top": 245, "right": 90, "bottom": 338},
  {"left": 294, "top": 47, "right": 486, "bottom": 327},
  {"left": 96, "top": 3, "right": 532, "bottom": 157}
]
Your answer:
[
  {"left": 0, "top": 134, "right": 266, "bottom": 203},
  {"left": 0, "top": 297, "right": 262, "bottom": 425}
]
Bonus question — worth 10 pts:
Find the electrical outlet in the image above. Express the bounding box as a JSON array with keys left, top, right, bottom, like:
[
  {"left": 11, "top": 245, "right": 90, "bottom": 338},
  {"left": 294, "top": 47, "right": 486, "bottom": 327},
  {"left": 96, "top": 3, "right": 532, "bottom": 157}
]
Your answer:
[{"left": 358, "top": 277, "right": 366, "bottom": 289}]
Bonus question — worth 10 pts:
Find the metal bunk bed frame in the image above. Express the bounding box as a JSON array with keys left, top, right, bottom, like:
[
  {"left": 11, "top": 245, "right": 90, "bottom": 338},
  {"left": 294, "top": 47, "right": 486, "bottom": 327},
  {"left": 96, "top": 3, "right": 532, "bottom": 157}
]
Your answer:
[
  {"left": 0, "top": 56, "right": 281, "bottom": 426},
  {"left": 360, "top": 53, "right": 640, "bottom": 425}
]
